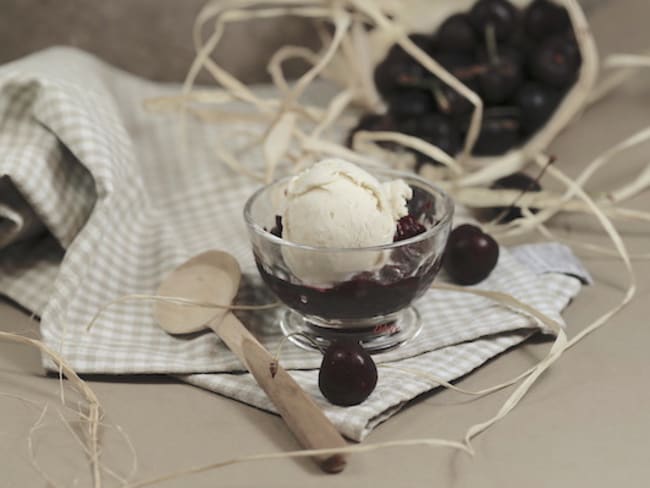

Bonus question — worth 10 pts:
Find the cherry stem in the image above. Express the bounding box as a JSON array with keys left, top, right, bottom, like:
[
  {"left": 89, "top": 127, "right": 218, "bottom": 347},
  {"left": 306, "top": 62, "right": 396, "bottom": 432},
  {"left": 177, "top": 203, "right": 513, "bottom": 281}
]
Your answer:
[
  {"left": 430, "top": 80, "right": 451, "bottom": 113},
  {"left": 485, "top": 23, "right": 500, "bottom": 64}
]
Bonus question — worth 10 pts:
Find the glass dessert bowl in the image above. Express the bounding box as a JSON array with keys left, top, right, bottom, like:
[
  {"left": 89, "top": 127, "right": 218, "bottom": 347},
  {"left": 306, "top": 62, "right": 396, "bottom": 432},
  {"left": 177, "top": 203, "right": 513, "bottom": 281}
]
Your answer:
[{"left": 244, "top": 164, "right": 453, "bottom": 352}]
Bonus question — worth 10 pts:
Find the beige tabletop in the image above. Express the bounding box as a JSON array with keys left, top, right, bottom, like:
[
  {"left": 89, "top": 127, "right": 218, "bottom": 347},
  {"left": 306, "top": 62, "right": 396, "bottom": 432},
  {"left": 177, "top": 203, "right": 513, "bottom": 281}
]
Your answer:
[{"left": 2, "top": 1, "right": 650, "bottom": 486}]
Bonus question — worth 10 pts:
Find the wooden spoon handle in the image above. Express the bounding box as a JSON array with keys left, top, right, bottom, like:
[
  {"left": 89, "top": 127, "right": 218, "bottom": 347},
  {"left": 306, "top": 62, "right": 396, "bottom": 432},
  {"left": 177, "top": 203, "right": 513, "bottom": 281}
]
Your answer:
[{"left": 211, "top": 312, "right": 348, "bottom": 473}]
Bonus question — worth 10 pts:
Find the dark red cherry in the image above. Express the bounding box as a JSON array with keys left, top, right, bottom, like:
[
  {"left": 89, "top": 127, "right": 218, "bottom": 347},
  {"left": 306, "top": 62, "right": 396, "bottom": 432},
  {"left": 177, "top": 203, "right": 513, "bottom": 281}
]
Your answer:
[
  {"left": 374, "top": 55, "right": 428, "bottom": 96},
  {"left": 432, "top": 51, "right": 479, "bottom": 86},
  {"left": 524, "top": 0, "right": 571, "bottom": 41},
  {"left": 516, "top": 83, "right": 561, "bottom": 135},
  {"left": 409, "top": 113, "right": 462, "bottom": 166},
  {"left": 489, "top": 172, "right": 543, "bottom": 222},
  {"left": 394, "top": 116, "right": 420, "bottom": 138},
  {"left": 472, "top": 107, "right": 521, "bottom": 156},
  {"left": 444, "top": 224, "right": 499, "bottom": 285},
  {"left": 387, "top": 89, "right": 435, "bottom": 119},
  {"left": 530, "top": 35, "right": 581, "bottom": 88},
  {"left": 469, "top": 0, "right": 518, "bottom": 42},
  {"left": 318, "top": 340, "right": 378, "bottom": 406},
  {"left": 416, "top": 113, "right": 461, "bottom": 147},
  {"left": 476, "top": 52, "right": 523, "bottom": 105},
  {"left": 374, "top": 34, "right": 435, "bottom": 96},
  {"left": 478, "top": 43, "right": 525, "bottom": 69},
  {"left": 436, "top": 14, "right": 477, "bottom": 52}
]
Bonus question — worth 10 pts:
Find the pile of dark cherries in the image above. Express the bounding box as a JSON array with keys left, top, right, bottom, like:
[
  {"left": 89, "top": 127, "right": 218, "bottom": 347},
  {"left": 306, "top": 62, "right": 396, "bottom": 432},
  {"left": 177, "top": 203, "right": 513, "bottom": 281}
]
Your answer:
[{"left": 348, "top": 0, "right": 580, "bottom": 165}]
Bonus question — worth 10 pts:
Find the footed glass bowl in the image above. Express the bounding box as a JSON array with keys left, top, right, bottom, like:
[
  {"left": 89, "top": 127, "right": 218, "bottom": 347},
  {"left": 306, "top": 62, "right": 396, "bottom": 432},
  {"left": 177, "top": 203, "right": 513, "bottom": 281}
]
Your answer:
[{"left": 244, "top": 166, "right": 453, "bottom": 352}]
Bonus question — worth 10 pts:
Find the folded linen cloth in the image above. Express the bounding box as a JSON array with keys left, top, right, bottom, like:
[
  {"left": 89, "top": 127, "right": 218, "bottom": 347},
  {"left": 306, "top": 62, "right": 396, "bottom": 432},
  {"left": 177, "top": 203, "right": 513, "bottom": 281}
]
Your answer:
[{"left": 0, "top": 48, "right": 590, "bottom": 441}]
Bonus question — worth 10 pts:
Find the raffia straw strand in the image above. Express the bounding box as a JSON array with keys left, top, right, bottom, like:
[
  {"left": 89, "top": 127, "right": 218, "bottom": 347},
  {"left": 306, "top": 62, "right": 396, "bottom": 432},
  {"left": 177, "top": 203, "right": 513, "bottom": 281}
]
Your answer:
[
  {"left": 214, "top": 139, "right": 267, "bottom": 181},
  {"left": 310, "top": 88, "right": 354, "bottom": 139},
  {"left": 185, "top": 1, "right": 357, "bottom": 181},
  {"left": 273, "top": 332, "right": 323, "bottom": 366},
  {"left": 261, "top": 6, "right": 351, "bottom": 181},
  {"left": 144, "top": 89, "right": 327, "bottom": 123},
  {"left": 0, "top": 392, "right": 46, "bottom": 409},
  {"left": 587, "top": 50, "right": 650, "bottom": 104},
  {"left": 588, "top": 66, "right": 636, "bottom": 105},
  {"left": 536, "top": 222, "right": 650, "bottom": 260},
  {"left": 264, "top": 111, "right": 297, "bottom": 182},
  {"left": 505, "top": 125, "right": 650, "bottom": 239},
  {"left": 123, "top": 438, "right": 471, "bottom": 488},
  {"left": 339, "top": 19, "right": 381, "bottom": 110},
  {"left": 85, "top": 294, "right": 280, "bottom": 332},
  {"left": 116, "top": 423, "right": 140, "bottom": 483},
  {"left": 453, "top": 188, "right": 613, "bottom": 223},
  {"left": 27, "top": 405, "right": 65, "bottom": 488},
  {"left": 195, "top": 4, "right": 340, "bottom": 110},
  {"left": 143, "top": 90, "right": 233, "bottom": 112},
  {"left": 380, "top": 363, "right": 530, "bottom": 398},
  {"left": 282, "top": 6, "right": 350, "bottom": 108},
  {"left": 54, "top": 409, "right": 129, "bottom": 485},
  {"left": 449, "top": 186, "right": 650, "bottom": 222},
  {"left": 268, "top": 46, "right": 322, "bottom": 94},
  {"left": 606, "top": 160, "right": 650, "bottom": 203},
  {"left": 485, "top": 130, "right": 650, "bottom": 240},
  {"left": 0, "top": 332, "right": 103, "bottom": 488},
  {"left": 191, "top": 5, "right": 341, "bottom": 108},
  {"left": 183, "top": 2, "right": 282, "bottom": 181},
  {"left": 425, "top": 283, "right": 568, "bottom": 447},
  {"left": 297, "top": 129, "right": 384, "bottom": 166},
  {"left": 604, "top": 54, "right": 650, "bottom": 68},
  {"left": 353, "top": 130, "right": 462, "bottom": 174},
  {"left": 574, "top": 126, "right": 650, "bottom": 190},
  {"left": 536, "top": 157, "right": 637, "bottom": 348}
]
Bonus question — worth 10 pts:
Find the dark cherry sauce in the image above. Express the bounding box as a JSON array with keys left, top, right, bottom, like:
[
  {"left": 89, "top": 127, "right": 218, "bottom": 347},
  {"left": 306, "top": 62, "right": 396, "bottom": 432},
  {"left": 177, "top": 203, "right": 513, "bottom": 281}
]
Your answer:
[{"left": 255, "top": 255, "right": 442, "bottom": 321}]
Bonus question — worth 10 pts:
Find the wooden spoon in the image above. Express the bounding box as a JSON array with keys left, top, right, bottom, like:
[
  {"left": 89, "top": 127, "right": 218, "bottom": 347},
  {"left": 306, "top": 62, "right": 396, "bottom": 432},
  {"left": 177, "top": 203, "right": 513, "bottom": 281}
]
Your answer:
[{"left": 154, "top": 250, "right": 347, "bottom": 473}]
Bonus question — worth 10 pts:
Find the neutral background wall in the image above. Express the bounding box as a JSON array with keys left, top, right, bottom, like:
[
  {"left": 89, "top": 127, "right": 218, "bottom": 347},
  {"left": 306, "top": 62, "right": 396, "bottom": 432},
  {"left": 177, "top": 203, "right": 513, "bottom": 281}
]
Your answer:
[
  {"left": 0, "top": 0, "right": 319, "bottom": 83},
  {"left": 0, "top": 0, "right": 607, "bottom": 83}
]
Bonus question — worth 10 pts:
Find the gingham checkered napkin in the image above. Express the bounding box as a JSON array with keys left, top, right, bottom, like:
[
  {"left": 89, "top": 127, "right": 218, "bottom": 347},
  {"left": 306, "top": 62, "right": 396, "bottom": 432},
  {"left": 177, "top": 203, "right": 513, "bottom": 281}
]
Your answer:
[{"left": 0, "top": 48, "right": 591, "bottom": 441}]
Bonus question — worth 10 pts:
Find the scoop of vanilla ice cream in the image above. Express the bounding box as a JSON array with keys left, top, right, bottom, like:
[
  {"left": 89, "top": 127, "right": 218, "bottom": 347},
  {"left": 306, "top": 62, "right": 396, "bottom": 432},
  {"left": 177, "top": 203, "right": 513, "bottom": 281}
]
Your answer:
[{"left": 281, "top": 159, "right": 412, "bottom": 284}]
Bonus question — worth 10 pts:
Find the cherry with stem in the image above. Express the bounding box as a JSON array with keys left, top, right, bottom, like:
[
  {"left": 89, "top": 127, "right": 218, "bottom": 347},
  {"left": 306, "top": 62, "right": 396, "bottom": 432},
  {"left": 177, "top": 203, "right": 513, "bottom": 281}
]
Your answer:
[
  {"left": 490, "top": 156, "right": 555, "bottom": 224},
  {"left": 478, "top": 23, "right": 522, "bottom": 105}
]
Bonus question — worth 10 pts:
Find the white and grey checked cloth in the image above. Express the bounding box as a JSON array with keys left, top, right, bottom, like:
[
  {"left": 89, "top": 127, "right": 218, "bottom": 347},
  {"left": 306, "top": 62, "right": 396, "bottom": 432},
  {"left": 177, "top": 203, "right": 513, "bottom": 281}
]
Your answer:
[{"left": 0, "top": 48, "right": 591, "bottom": 441}]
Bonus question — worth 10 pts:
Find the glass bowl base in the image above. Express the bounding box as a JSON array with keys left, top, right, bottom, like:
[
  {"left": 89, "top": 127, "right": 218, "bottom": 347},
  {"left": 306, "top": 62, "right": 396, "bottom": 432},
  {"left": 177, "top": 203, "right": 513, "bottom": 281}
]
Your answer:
[{"left": 280, "top": 306, "right": 422, "bottom": 354}]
